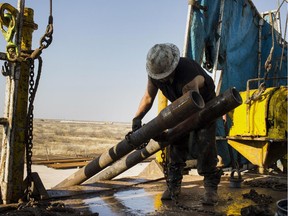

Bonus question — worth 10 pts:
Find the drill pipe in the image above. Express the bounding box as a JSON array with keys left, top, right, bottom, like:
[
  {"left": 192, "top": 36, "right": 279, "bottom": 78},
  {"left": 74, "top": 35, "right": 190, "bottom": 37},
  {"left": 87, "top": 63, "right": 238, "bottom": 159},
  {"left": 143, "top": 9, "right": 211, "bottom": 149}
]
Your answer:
[
  {"left": 167, "top": 87, "right": 243, "bottom": 141},
  {"left": 54, "top": 90, "right": 204, "bottom": 188},
  {"left": 86, "top": 87, "right": 242, "bottom": 182}
]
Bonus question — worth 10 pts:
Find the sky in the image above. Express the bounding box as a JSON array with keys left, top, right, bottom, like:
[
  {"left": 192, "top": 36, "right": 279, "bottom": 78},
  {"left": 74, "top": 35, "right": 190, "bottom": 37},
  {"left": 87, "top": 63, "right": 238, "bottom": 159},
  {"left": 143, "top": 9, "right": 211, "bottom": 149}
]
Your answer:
[{"left": 0, "top": 0, "right": 287, "bottom": 123}]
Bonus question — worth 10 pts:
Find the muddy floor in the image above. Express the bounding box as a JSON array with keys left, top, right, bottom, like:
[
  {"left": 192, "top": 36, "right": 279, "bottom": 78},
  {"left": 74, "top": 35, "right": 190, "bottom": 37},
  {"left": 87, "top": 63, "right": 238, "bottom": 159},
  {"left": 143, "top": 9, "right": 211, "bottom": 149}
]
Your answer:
[
  {"left": 0, "top": 119, "right": 286, "bottom": 215},
  {"left": 0, "top": 169, "right": 286, "bottom": 215},
  {"left": 42, "top": 171, "right": 287, "bottom": 216}
]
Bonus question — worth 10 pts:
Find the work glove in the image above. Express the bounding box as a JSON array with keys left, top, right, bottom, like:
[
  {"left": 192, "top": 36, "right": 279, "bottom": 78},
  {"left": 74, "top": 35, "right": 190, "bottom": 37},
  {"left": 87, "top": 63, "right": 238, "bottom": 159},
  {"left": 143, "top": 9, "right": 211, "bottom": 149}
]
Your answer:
[
  {"left": 153, "top": 130, "right": 169, "bottom": 143},
  {"left": 132, "top": 117, "right": 142, "bottom": 131}
]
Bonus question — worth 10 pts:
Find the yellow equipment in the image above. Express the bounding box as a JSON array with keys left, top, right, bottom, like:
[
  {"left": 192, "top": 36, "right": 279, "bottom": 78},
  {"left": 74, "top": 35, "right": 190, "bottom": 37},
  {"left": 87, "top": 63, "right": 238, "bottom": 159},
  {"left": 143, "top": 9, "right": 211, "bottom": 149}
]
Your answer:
[{"left": 228, "top": 86, "right": 287, "bottom": 173}]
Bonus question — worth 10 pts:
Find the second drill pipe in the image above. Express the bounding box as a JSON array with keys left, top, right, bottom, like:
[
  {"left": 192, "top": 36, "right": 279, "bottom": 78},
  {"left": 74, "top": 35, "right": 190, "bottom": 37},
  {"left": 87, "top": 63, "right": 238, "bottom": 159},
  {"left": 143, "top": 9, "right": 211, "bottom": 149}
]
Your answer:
[
  {"left": 54, "top": 90, "right": 204, "bottom": 188},
  {"left": 87, "top": 87, "right": 242, "bottom": 182}
]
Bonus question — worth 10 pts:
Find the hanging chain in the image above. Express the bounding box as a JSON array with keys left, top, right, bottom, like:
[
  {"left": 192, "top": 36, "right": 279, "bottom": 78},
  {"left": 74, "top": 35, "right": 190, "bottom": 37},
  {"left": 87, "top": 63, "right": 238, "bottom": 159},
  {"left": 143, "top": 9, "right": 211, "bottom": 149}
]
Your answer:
[
  {"left": 24, "top": 57, "right": 43, "bottom": 200},
  {"left": 23, "top": 1, "right": 53, "bottom": 199},
  {"left": 25, "top": 58, "right": 35, "bottom": 200},
  {"left": 160, "top": 147, "right": 168, "bottom": 180}
]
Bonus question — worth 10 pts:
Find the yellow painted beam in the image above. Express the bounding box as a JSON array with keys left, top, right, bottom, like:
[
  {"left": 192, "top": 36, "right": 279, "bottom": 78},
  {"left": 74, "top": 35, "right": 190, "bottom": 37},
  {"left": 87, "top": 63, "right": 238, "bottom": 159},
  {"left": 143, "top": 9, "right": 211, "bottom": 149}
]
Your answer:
[
  {"left": 9, "top": 7, "right": 36, "bottom": 203},
  {"left": 0, "top": 7, "right": 36, "bottom": 203},
  {"left": 155, "top": 91, "right": 168, "bottom": 163}
]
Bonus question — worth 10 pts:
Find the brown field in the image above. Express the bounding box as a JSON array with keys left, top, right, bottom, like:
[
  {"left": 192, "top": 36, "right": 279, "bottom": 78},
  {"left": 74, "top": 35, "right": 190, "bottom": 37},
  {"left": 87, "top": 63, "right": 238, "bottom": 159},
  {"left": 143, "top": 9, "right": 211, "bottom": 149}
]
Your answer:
[{"left": 0, "top": 119, "right": 137, "bottom": 159}]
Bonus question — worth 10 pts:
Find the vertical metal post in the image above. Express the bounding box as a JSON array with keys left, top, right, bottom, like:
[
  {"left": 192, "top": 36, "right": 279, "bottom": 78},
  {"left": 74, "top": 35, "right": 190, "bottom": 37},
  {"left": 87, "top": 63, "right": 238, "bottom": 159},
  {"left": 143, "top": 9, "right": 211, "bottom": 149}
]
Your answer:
[
  {"left": 213, "top": 0, "right": 225, "bottom": 96},
  {"left": 155, "top": 91, "right": 168, "bottom": 163},
  {"left": 183, "top": 0, "right": 194, "bottom": 57},
  {"left": 0, "top": 6, "right": 36, "bottom": 204}
]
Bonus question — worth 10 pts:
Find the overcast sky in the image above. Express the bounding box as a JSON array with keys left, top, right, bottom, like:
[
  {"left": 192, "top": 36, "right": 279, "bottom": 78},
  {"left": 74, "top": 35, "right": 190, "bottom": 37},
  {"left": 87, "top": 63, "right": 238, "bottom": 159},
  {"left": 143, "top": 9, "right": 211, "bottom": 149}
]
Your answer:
[{"left": 0, "top": 0, "right": 286, "bottom": 123}]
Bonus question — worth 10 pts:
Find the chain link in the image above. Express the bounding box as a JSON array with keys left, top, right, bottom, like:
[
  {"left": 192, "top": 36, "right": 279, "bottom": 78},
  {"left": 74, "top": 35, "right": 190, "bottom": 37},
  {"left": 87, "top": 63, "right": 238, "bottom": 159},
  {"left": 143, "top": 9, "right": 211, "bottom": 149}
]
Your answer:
[
  {"left": 160, "top": 147, "right": 168, "bottom": 180},
  {"left": 30, "top": 0, "right": 53, "bottom": 60},
  {"left": 24, "top": 57, "right": 43, "bottom": 200},
  {"left": 245, "top": 82, "right": 266, "bottom": 104},
  {"left": 25, "top": 59, "right": 35, "bottom": 200}
]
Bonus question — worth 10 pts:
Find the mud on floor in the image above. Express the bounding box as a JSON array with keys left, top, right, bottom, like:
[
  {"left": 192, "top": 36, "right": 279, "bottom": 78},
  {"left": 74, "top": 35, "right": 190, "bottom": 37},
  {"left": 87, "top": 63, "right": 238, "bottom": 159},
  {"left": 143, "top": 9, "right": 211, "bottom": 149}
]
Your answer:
[
  {"left": 0, "top": 173, "right": 286, "bottom": 216},
  {"left": 46, "top": 174, "right": 287, "bottom": 216}
]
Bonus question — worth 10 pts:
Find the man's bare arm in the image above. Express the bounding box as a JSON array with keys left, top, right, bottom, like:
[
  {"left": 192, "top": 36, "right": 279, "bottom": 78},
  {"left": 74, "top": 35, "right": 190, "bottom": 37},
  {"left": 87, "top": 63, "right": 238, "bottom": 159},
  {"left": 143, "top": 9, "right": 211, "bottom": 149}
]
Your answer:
[
  {"left": 134, "top": 79, "right": 158, "bottom": 120},
  {"left": 182, "top": 75, "right": 205, "bottom": 94}
]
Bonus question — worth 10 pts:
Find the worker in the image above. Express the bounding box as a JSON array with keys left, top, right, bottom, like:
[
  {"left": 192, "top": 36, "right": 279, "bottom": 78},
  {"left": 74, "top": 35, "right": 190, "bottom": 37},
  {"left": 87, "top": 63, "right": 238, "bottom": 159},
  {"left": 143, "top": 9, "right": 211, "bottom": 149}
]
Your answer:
[{"left": 132, "top": 43, "right": 222, "bottom": 205}]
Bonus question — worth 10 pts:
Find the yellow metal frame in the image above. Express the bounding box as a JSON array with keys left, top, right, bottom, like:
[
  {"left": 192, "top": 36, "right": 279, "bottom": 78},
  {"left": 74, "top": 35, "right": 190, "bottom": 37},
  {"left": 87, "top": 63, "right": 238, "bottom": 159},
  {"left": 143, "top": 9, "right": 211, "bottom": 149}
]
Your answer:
[
  {"left": 228, "top": 139, "right": 269, "bottom": 173},
  {"left": 229, "top": 88, "right": 276, "bottom": 136},
  {"left": 228, "top": 87, "right": 287, "bottom": 173}
]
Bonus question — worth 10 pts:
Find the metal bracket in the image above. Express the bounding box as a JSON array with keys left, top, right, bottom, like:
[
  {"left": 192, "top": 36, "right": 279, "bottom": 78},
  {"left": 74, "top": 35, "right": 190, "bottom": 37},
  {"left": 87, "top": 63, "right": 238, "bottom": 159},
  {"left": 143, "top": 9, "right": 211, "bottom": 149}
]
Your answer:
[
  {"left": 0, "top": 3, "right": 19, "bottom": 62},
  {"left": 1, "top": 61, "right": 11, "bottom": 76}
]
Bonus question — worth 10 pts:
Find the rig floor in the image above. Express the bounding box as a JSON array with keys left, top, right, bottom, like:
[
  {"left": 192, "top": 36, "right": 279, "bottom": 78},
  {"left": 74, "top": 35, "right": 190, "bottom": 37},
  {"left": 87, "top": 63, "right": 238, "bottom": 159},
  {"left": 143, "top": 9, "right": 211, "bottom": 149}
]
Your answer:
[{"left": 0, "top": 163, "right": 287, "bottom": 216}]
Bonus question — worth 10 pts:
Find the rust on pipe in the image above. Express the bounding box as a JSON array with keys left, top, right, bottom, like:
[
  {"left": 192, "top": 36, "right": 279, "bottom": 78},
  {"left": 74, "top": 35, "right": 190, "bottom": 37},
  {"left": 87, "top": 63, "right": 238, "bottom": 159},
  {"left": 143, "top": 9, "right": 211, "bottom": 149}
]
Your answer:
[
  {"left": 54, "top": 90, "right": 204, "bottom": 188},
  {"left": 87, "top": 87, "right": 242, "bottom": 182}
]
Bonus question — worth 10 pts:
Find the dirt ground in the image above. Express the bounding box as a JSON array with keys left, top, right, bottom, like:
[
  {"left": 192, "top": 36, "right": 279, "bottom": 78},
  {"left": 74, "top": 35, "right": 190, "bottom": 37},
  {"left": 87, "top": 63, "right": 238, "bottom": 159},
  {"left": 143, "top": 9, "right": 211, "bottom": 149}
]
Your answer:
[
  {"left": 2, "top": 118, "right": 142, "bottom": 160},
  {"left": 31, "top": 119, "right": 133, "bottom": 158},
  {"left": 0, "top": 118, "right": 158, "bottom": 160}
]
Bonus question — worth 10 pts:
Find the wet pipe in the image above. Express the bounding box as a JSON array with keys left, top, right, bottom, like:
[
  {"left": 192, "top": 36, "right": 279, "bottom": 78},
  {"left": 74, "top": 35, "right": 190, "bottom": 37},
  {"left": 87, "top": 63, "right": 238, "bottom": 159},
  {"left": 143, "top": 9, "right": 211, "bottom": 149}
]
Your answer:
[
  {"left": 54, "top": 90, "right": 205, "bottom": 188},
  {"left": 86, "top": 87, "right": 243, "bottom": 182}
]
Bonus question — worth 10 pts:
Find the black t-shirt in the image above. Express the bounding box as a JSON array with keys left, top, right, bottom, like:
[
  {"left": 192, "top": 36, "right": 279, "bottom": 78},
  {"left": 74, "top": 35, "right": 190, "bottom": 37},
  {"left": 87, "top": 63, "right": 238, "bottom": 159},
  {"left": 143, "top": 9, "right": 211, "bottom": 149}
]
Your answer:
[{"left": 150, "top": 57, "right": 215, "bottom": 102}]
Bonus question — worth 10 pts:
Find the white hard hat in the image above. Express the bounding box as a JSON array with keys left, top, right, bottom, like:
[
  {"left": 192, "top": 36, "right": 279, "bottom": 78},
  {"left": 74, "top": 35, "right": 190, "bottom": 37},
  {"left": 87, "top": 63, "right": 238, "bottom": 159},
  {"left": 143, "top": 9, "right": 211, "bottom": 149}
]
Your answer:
[{"left": 146, "top": 43, "right": 180, "bottom": 80}]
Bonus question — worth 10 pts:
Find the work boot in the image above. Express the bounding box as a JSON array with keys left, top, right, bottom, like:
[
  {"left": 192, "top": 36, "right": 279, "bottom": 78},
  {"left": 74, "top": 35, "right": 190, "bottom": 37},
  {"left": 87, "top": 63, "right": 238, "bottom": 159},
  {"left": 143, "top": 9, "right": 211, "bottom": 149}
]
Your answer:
[
  {"left": 161, "top": 164, "right": 183, "bottom": 200},
  {"left": 201, "top": 187, "right": 218, "bottom": 205},
  {"left": 161, "top": 184, "right": 181, "bottom": 200}
]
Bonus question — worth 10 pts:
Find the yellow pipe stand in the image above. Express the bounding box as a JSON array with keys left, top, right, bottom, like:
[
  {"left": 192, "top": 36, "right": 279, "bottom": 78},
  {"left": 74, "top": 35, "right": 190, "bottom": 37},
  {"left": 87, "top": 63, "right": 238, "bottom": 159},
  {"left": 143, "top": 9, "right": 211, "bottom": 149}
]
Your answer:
[{"left": 154, "top": 91, "right": 168, "bottom": 209}]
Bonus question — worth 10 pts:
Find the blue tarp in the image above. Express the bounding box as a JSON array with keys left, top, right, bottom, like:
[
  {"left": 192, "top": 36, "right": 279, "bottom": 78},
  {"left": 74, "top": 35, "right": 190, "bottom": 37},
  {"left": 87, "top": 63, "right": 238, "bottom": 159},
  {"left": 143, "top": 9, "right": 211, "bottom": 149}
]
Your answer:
[
  {"left": 188, "top": 0, "right": 287, "bottom": 92},
  {"left": 187, "top": 0, "right": 287, "bottom": 166}
]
